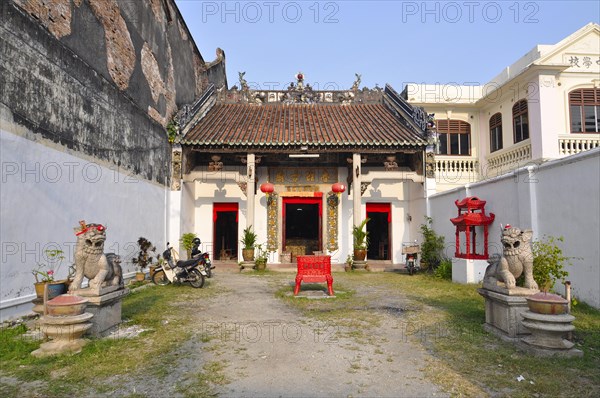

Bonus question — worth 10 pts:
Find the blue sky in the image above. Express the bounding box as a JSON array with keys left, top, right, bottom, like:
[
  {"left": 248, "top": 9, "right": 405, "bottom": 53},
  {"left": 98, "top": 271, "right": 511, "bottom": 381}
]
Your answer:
[{"left": 176, "top": 1, "right": 600, "bottom": 90}]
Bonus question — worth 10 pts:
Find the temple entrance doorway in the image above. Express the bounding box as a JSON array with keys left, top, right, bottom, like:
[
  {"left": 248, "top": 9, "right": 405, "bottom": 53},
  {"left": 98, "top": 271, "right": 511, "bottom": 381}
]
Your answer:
[
  {"left": 367, "top": 203, "right": 391, "bottom": 260},
  {"left": 283, "top": 197, "right": 322, "bottom": 260},
  {"left": 213, "top": 203, "right": 238, "bottom": 261}
]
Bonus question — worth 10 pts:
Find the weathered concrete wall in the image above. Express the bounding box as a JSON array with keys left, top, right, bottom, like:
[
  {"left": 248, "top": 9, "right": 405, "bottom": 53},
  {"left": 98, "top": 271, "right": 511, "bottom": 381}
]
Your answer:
[
  {"left": 428, "top": 149, "right": 600, "bottom": 308},
  {"left": 10, "top": 0, "right": 227, "bottom": 127},
  {"left": 3, "top": 1, "right": 227, "bottom": 183}
]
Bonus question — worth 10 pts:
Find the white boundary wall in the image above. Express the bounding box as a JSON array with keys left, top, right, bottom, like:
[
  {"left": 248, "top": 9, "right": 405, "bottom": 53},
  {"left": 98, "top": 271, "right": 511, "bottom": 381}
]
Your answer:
[
  {"left": 1, "top": 130, "right": 167, "bottom": 321},
  {"left": 428, "top": 148, "right": 600, "bottom": 308}
]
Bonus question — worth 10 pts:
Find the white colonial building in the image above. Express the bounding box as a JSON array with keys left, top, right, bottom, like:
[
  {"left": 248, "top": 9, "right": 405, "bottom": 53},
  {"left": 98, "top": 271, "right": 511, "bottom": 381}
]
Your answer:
[{"left": 406, "top": 22, "right": 600, "bottom": 192}]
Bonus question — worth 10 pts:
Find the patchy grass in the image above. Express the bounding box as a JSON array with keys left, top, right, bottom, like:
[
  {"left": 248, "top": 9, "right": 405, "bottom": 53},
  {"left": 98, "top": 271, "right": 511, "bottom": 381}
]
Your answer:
[
  {"left": 274, "top": 277, "right": 382, "bottom": 341},
  {"left": 0, "top": 283, "right": 219, "bottom": 397},
  {"left": 273, "top": 271, "right": 600, "bottom": 398},
  {"left": 175, "top": 360, "right": 229, "bottom": 398}
]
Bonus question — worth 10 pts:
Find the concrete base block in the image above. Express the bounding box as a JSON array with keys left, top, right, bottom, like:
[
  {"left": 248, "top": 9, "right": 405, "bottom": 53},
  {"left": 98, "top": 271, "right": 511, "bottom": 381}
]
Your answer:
[
  {"left": 518, "top": 311, "right": 583, "bottom": 357},
  {"left": 478, "top": 288, "right": 535, "bottom": 339},
  {"left": 239, "top": 261, "right": 255, "bottom": 271},
  {"left": 452, "top": 258, "right": 488, "bottom": 284},
  {"left": 515, "top": 340, "right": 583, "bottom": 358},
  {"left": 352, "top": 260, "right": 370, "bottom": 271},
  {"left": 83, "top": 288, "right": 129, "bottom": 337}
]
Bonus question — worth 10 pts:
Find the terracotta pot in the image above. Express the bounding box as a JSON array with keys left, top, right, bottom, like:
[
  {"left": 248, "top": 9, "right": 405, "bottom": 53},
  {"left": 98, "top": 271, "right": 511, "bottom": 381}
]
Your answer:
[
  {"left": 353, "top": 249, "right": 367, "bottom": 261},
  {"left": 255, "top": 260, "right": 267, "bottom": 271},
  {"left": 34, "top": 281, "right": 67, "bottom": 299},
  {"left": 526, "top": 292, "right": 569, "bottom": 315},
  {"left": 46, "top": 295, "right": 88, "bottom": 316},
  {"left": 242, "top": 248, "right": 255, "bottom": 262},
  {"left": 135, "top": 272, "right": 145, "bottom": 282}
]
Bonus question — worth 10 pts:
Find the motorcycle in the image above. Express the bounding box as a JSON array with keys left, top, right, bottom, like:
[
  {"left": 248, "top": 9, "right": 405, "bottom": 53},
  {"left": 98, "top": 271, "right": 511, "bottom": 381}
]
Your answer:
[
  {"left": 191, "top": 239, "right": 215, "bottom": 278},
  {"left": 402, "top": 242, "right": 421, "bottom": 276},
  {"left": 152, "top": 242, "right": 207, "bottom": 288}
]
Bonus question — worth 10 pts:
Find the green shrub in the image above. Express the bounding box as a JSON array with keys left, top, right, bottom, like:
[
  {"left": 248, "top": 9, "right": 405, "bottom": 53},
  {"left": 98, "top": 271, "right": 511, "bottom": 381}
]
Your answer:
[
  {"left": 241, "top": 226, "right": 257, "bottom": 250},
  {"left": 352, "top": 218, "right": 370, "bottom": 250},
  {"left": 179, "top": 232, "right": 198, "bottom": 258},
  {"left": 434, "top": 258, "right": 452, "bottom": 280},
  {"left": 420, "top": 216, "right": 445, "bottom": 269},
  {"left": 532, "top": 235, "right": 571, "bottom": 292}
]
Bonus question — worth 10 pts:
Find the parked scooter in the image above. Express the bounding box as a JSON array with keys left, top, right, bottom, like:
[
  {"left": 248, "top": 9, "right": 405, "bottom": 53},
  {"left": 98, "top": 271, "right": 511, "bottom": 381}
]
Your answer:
[
  {"left": 190, "top": 238, "right": 215, "bottom": 278},
  {"left": 152, "top": 242, "right": 207, "bottom": 288},
  {"left": 402, "top": 242, "right": 421, "bottom": 276}
]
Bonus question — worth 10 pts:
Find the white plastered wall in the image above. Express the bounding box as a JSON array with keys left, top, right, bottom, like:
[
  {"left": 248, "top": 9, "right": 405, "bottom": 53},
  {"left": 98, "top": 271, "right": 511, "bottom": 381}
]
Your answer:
[
  {"left": 428, "top": 149, "right": 600, "bottom": 308},
  {"left": 1, "top": 130, "right": 167, "bottom": 321}
]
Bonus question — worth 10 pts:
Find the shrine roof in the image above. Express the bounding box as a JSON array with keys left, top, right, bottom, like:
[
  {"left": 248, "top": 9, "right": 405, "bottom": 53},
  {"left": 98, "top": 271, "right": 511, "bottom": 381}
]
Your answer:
[
  {"left": 178, "top": 82, "right": 432, "bottom": 151},
  {"left": 450, "top": 213, "right": 496, "bottom": 226}
]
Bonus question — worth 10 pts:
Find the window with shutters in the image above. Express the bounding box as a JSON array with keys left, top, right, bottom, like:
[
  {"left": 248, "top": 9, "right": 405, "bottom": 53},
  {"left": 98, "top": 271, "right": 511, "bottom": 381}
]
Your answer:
[
  {"left": 569, "top": 89, "right": 600, "bottom": 133},
  {"left": 512, "top": 100, "right": 529, "bottom": 143},
  {"left": 489, "top": 113, "right": 503, "bottom": 152},
  {"left": 436, "top": 120, "right": 471, "bottom": 155}
]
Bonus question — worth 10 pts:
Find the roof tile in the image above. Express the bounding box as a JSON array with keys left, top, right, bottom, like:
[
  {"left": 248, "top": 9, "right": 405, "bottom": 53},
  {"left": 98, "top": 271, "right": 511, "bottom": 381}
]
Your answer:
[{"left": 182, "top": 103, "right": 426, "bottom": 149}]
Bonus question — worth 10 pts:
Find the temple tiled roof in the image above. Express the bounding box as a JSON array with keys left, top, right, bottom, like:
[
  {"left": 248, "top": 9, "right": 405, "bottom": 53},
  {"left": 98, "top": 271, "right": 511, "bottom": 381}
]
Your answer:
[{"left": 181, "top": 102, "right": 427, "bottom": 150}]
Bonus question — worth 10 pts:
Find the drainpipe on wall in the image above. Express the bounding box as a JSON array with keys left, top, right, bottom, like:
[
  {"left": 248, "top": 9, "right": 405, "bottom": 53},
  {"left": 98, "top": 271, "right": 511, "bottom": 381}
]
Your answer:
[
  {"left": 527, "top": 165, "right": 539, "bottom": 241},
  {"left": 164, "top": 183, "right": 168, "bottom": 249}
]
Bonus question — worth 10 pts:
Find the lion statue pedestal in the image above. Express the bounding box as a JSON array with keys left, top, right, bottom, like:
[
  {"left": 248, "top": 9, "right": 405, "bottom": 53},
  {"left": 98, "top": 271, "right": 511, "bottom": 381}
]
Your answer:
[
  {"left": 478, "top": 226, "right": 539, "bottom": 341},
  {"left": 69, "top": 222, "right": 129, "bottom": 337}
]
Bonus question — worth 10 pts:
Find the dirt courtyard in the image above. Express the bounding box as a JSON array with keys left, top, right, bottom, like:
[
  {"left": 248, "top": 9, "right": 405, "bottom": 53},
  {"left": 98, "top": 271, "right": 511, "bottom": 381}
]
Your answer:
[{"left": 178, "top": 270, "right": 448, "bottom": 398}]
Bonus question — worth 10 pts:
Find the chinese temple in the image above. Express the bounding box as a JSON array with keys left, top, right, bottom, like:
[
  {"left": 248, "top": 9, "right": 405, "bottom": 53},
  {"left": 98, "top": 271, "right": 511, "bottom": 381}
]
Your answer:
[{"left": 169, "top": 73, "right": 437, "bottom": 264}]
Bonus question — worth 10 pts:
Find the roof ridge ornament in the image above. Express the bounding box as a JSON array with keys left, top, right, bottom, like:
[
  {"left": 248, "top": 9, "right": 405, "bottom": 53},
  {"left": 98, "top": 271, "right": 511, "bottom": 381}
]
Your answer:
[
  {"left": 282, "top": 72, "right": 320, "bottom": 104},
  {"left": 351, "top": 73, "right": 361, "bottom": 91},
  {"left": 238, "top": 71, "right": 249, "bottom": 91}
]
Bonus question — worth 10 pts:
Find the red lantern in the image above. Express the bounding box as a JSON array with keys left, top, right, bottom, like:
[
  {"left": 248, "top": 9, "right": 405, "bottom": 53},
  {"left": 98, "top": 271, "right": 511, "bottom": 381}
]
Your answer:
[
  {"left": 332, "top": 182, "right": 346, "bottom": 194},
  {"left": 260, "top": 182, "right": 275, "bottom": 194}
]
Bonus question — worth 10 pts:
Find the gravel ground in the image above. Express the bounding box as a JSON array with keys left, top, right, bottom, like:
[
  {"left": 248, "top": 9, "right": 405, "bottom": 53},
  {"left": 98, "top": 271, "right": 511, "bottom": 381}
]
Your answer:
[{"left": 194, "top": 271, "right": 448, "bottom": 398}]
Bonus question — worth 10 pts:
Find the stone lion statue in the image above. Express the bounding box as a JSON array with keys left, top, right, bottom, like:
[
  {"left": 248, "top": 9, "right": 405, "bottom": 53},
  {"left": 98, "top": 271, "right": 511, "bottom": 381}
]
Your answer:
[
  {"left": 483, "top": 226, "right": 538, "bottom": 290},
  {"left": 69, "top": 221, "right": 123, "bottom": 292}
]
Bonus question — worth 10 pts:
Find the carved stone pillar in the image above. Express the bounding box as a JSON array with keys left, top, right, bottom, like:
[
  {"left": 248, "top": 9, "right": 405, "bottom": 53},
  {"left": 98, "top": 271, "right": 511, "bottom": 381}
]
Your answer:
[
  {"left": 267, "top": 193, "right": 278, "bottom": 251},
  {"left": 352, "top": 153, "right": 362, "bottom": 227},
  {"left": 246, "top": 153, "right": 256, "bottom": 229},
  {"left": 424, "top": 148, "right": 437, "bottom": 217},
  {"left": 171, "top": 145, "right": 182, "bottom": 191},
  {"left": 326, "top": 192, "right": 339, "bottom": 251}
]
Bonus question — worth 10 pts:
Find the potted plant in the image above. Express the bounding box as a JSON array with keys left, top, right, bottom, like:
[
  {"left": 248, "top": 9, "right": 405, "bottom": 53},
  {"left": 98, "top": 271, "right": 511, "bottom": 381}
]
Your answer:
[
  {"left": 525, "top": 235, "right": 573, "bottom": 314},
  {"left": 32, "top": 249, "right": 67, "bottom": 299},
  {"left": 241, "top": 226, "right": 257, "bottom": 261},
  {"left": 254, "top": 243, "right": 269, "bottom": 271},
  {"left": 352, "top": 218, "right": 370, "bottom": 261},
  {"left": 345, "top": 254, "right": 354, "bottom": 272},
  {"left": 132, "top": 237, "right": 156, "bottom": 281},
  {"left": 179, "top": 232, "right": 198, "bottom": 259},
  {"left": 419, "top": 216, "right": 445, "bottom": 271}
]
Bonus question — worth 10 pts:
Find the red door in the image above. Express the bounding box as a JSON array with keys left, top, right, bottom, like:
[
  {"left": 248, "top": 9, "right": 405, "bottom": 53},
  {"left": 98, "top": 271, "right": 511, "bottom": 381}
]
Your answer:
[
  {"left": 213, "top": 203, "right": 239, "bottom": 260},
  {"left": 366, "top": 203, "right": 391, "bottom": 260}
]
